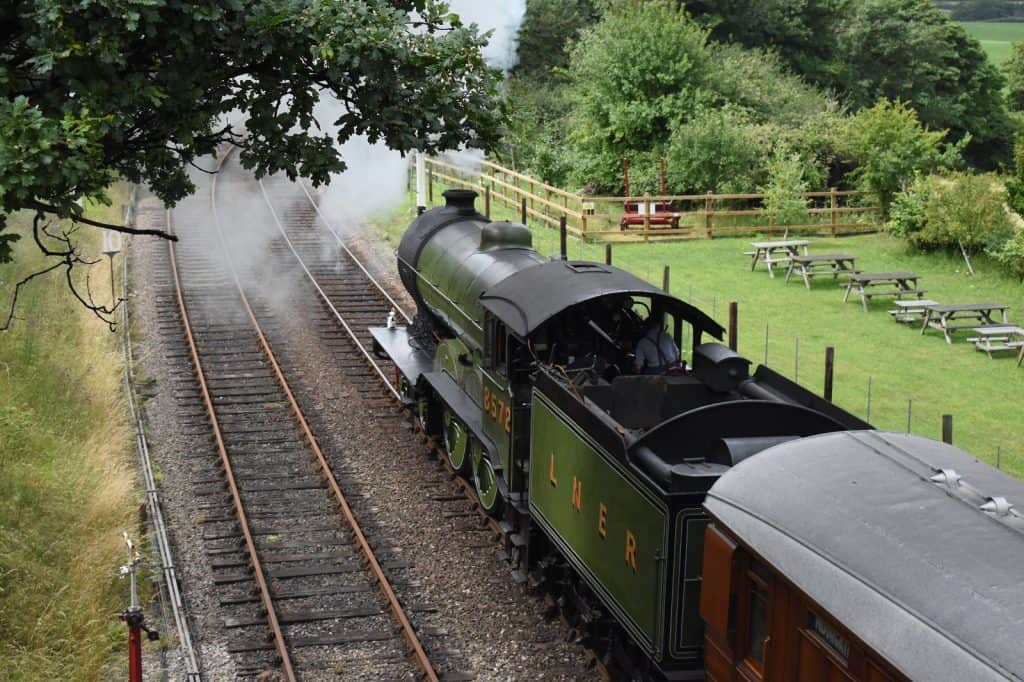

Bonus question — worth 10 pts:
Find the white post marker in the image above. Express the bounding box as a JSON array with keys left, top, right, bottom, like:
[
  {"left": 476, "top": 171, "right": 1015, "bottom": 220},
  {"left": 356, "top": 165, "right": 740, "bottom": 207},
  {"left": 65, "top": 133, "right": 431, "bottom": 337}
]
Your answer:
[
  {"left": 415, "top": 152, "right": 426, "bottom": 214},
  {"left": 103, "top": 230, "right": 123, "bottom": 306}
]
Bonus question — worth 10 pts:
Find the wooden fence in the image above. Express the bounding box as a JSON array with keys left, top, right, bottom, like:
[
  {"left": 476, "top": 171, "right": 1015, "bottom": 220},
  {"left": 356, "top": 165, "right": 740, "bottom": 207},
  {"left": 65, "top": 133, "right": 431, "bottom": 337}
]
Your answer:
[{"left": 424, "top": 157, "right": 879, "bottom": 243}]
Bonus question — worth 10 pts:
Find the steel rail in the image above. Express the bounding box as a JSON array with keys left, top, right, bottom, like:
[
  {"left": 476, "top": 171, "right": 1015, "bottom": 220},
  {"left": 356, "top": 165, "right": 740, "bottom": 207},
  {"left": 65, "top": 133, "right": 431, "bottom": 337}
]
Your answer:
[
  {"left": 168, "top": 168, "right": 298, "bottom": 681},
  {"left": 219, "top": 156, "right": 438, "bottom": 682},
  {"left": 268, "top": 179, "right": 506, "bottom": 538},
  {"left": 122, "top": 210, "right": 203, "bottom": 680},
  {"left": 256, "top": 178, "right": 404, "bottom": 401},
  {"left": 294, "top": 180, "right": 413, "bottom": 324}
]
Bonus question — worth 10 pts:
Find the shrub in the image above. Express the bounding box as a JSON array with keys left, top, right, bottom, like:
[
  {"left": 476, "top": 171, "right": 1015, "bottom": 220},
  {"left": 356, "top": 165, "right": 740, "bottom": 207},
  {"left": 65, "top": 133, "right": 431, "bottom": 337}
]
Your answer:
[
  {"left": 664, "top": 107, "right": 765, "bottom": 194},
  {"left": 759, "top": 143, "right": 810, "bottom": 228}
]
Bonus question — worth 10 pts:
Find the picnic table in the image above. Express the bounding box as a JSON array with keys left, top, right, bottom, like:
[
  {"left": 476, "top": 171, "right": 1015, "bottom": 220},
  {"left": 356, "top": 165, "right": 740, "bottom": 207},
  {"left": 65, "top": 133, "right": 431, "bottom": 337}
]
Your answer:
[
  {"left": 747, "top": 240, "right": 811, "bottom": 277},
  {"left": 967, "top": 325, "right": 1024, "bottom": 358},
  {"left": 785, "top": 253, "right": 858, "bottom": 289},
  {"left": 842, "top": 272, "right": 925, "bottom": 312},
  {"left": 920, "top": 303, "right": 1010, "bottom": 344},
  {"left": 888, "top": 299, "right": 940, "bottom": 324}
]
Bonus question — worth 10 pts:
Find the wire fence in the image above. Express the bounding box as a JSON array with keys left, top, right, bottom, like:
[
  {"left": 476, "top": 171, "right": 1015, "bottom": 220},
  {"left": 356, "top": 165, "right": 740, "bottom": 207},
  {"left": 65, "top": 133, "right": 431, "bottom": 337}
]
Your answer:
[{"left": 418, "top": 173, "right": 1020, "bottom": 476}]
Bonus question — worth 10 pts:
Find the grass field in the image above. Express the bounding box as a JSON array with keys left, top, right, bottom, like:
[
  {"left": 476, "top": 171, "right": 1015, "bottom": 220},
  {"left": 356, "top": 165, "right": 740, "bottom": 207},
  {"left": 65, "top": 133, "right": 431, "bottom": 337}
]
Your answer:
[
  {"left": 0, "top": 191, "right": 139, "bottom": 679},
  {"left": 371, "top": 185, "right": 1024, "bottom": 478},
  {"left": 961, "top": 21, "right": 1024, "bottom": 65}
]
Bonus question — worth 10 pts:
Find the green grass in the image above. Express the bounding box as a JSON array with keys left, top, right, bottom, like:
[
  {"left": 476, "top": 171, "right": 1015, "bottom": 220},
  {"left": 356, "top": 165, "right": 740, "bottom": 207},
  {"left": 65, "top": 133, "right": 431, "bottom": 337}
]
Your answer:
[
  {"left": 0, "top": 190, "right": 140, "bottom": 680},
  {"left": 961, "top": 21, "right": 1024, "bottom": 65},
  {"left": 371, "top": 184, "right": 1024, "bottom": 479}
]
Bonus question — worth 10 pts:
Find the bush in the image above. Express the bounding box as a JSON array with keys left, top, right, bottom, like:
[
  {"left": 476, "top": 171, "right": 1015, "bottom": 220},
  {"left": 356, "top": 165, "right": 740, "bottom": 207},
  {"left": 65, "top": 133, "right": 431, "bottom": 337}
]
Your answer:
[
  {"left": 909, "top": 171, "right": 1011, "bottom": 264},
  {"left": 992, "top": 226, "right": 1024, "bottom": 281},
  {"left": 887, "top": 173, "right": 933, "bottom": 240},
  {"left": 759, "top": 143, "right": 810, "bottom": 228},
  {"left": 664, "top": 107, "right": 765, "bottom": 194}
]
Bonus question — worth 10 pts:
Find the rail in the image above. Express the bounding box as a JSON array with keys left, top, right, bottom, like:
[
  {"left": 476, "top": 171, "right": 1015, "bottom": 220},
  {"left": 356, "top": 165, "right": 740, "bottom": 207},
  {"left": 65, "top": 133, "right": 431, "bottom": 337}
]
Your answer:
[{"left": 256, "top": 177, "right": 438, "bottom": 680}]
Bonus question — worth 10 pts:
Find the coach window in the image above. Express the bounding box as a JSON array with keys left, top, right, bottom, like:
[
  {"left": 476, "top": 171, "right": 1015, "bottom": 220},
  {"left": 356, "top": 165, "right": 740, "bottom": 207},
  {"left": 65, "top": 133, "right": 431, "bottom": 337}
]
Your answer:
[{"left": 741, "top": 558, "right": 770, "bottom": 679}]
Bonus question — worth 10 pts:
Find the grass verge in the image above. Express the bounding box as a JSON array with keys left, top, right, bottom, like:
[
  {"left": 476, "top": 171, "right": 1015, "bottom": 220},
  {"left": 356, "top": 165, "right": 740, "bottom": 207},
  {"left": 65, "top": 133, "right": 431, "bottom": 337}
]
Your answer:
[
  {"left": 0, "top": 188, "right": 140, "bottom": 680},
  {"left": 370, "top": 183, "right": 1024, "bottom": 478}
]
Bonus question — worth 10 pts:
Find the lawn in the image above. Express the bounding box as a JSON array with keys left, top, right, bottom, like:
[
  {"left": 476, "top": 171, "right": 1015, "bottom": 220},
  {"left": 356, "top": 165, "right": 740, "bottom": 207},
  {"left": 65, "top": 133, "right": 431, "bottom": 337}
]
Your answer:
[
  {"left": 960, "top": 21, "right": 1024, "bottom": 65},
  {"left": 370, "top": 184, "right": 1024, "bottom": 478}
]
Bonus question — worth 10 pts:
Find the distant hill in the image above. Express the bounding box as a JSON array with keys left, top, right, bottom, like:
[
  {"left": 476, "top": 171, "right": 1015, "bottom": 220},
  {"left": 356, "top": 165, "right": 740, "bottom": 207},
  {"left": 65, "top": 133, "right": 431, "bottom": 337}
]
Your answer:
[{"left": 935, "top": 0, "right": 1024, "bottom": 20}]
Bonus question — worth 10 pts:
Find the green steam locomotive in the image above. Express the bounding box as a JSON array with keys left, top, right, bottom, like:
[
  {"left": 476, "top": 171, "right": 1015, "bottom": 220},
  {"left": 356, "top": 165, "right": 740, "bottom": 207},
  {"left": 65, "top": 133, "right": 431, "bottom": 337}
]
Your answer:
[{"left": 370, "top": 189, "right": 870, "bottom": 679}]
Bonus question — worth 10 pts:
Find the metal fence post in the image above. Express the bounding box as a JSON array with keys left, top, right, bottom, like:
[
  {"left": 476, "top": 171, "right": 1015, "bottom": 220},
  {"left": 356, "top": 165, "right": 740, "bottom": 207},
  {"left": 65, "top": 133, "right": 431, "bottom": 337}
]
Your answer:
[
  {"left": 559, "top": 216, "right": 568, "bottom": 260},
  {"left": 824, "top": 346, "right": 835, "bottom": 401},
  {"left": 728, "top": 302, "right": 738, "bottom": 351},
  {"left": 942, "top": 414, "right": 953, "bottom": 444},
  {"left": 605, "top": 244, "right": 612, "bottom": 266}
]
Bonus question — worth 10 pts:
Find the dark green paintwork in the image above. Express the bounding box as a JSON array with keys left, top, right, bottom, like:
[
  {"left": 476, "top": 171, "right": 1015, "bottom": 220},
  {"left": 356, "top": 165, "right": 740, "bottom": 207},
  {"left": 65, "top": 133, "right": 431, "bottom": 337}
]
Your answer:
[{"left": 529, "top": 392, "right": 669, "bottom": 654}]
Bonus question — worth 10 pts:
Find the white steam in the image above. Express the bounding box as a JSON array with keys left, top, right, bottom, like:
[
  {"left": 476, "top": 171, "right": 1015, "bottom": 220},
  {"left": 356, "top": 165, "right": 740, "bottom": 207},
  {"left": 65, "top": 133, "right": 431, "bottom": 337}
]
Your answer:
[{"left": 315, "top": 0, "right": 527, "bottom": 231}]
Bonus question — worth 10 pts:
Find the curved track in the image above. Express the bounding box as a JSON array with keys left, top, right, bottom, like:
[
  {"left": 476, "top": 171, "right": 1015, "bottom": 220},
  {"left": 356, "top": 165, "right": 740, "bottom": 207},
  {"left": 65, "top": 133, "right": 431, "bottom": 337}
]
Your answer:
[{"left": 166, "top": 152, "right": 438, "bottom": 680}]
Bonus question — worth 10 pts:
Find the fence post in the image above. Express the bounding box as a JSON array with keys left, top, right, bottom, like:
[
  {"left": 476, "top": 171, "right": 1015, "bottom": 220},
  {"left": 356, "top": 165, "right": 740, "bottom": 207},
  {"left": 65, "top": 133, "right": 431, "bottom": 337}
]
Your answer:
[
  {"left": 605, "top": 244, "right": 612, "bottom": 266},
  {"left": 427, "top": 164, "right": 434, "bottom": 204},
  {"left": 824, "top": 347, "right": 835, "bottom": 402},
  {"left": 521, "top": 197, "right": 527, "bottom": 225},
  {"left": 705, "top": 191, "right": 714, "bottom": 239},
  {"left": 530, "top": 180, "right": 535, "bottom": 214},
  {"left": 942, "top": 414, "right": 953, "bottom": 444},
  {"left": 662, "top": 266, "right": 671, "bottom": 292},
  {"left": 560, "top": 216, "right": 568, "bottom": 260},
  {"left": 643, "top": 194, "right": 651, "bottom": 243},
  {"left": 728, "top": 302, "right": 738, "bottom": 351},
  {"left": 485, "top": 187, "right": 491, "bottom": 219},
  {"left": 830, "top": 187, "right": 838, "bottom": 238}
]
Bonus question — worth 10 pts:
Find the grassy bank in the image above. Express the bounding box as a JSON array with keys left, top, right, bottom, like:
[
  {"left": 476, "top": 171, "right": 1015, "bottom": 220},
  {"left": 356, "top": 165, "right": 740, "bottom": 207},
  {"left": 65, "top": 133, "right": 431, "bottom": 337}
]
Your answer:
[
  {"left": 961, "top": 21, "right": 1024, "bottom": 64},
  {"left": 0, "top": 190, "right": 139, "bottom": 679},
  {"left": 370, "top": 185, "right": 1024, "bottom": 478}
]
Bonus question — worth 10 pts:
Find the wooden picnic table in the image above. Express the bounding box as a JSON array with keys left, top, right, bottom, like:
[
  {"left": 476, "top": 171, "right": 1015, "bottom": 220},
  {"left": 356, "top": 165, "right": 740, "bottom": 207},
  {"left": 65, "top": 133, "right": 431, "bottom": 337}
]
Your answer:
[
  {"left": 888, "top": 299, "right": 940, "bottom": 324},
  {"left": 967, "top": 325, "right": 1024, "bottom": 358},
  {"left": 920, "top": 303, "right": 1010, "bottom": 344},
  {"left": 785, "top": 253, "right": 858, "bottom": 289},
  {"left": 842, "top": 272, "right": 925, "bottom": 312},
  {"left": 747, "top": 240, "right": 811, "bottom": 278}
]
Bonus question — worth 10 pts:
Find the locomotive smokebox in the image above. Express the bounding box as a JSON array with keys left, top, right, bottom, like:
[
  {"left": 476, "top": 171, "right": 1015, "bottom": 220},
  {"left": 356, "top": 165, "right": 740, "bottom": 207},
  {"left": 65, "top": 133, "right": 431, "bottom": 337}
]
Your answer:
[{"left": 397, "top": 189, "right": 487, "bottom": 314}]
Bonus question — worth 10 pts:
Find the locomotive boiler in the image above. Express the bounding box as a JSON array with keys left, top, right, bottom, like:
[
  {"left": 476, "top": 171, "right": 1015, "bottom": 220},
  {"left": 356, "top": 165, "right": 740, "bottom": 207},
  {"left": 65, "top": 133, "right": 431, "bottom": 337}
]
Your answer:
[{"left": 369, "top": 189, "right": 1022, "bottom": 681}]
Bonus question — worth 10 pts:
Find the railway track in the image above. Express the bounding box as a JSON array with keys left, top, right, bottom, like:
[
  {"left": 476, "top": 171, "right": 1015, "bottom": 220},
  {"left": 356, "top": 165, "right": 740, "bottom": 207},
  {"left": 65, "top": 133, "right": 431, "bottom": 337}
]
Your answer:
[{"left": 164, "top": 154, "right": 446, "bottom": 680}]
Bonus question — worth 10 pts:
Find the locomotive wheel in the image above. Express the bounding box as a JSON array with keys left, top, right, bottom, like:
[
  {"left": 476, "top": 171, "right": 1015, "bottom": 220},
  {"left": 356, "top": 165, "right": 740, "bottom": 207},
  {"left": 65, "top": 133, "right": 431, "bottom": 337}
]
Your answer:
[
  {"left": 471, "top": 440, "right": 502, "bottom": 515},
  {"left": 442, "top": 408, "right": 470, "bottom": 473}
]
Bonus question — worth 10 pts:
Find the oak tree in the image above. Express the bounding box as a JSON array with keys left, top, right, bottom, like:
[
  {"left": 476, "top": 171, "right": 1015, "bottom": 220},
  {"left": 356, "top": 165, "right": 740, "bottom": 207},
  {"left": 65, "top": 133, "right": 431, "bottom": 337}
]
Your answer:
[{"left": 0, "top": 0, "right": 503, "bottom": 325}]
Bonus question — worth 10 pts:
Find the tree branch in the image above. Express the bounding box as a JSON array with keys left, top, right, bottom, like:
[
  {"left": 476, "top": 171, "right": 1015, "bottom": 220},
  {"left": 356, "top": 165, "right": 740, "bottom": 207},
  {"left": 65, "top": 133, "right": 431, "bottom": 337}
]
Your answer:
[
  {"left": 28, "top": 201, "right": 179, "bottom": 241},
  {"left": 0, "top": 261, "right": 65, "bottom": 332}
]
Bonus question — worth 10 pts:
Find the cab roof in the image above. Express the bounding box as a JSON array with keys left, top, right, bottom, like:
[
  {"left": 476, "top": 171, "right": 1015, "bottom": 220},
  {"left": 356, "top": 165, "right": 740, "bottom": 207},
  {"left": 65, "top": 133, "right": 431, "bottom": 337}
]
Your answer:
[
  {"left": 705, "top": 431, "right": 1024, "bottom": 682},
  {"left": 478, "top": 259, "right": 724, "bottom": 339}
]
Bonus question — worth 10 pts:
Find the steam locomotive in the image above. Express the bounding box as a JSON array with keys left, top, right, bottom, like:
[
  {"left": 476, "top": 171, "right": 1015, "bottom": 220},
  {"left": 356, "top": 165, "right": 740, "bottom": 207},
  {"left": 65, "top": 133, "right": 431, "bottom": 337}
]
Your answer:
[{"left": 371, "top": 190, "right": 1024, "bottom": 681}]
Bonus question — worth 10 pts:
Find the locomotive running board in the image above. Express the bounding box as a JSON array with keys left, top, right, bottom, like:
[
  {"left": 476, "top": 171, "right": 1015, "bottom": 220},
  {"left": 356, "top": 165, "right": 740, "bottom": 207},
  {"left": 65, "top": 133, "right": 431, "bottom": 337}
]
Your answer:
[{"left": 369, "top": 325, "right": 434, "bottom": 386}]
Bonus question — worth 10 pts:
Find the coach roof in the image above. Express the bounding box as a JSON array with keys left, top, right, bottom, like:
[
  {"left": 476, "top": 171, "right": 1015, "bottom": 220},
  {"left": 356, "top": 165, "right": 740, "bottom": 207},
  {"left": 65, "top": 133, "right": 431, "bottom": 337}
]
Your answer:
[{"left": 705, "top": 430, "right": 1024, "bottom": 682}]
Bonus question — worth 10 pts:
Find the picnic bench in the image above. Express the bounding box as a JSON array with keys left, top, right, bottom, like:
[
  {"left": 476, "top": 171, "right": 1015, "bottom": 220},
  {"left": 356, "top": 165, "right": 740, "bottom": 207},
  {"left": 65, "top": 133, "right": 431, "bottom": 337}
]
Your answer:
[
  {"left": 746, "top": 240, "right": 811, "bottom": 278},
  {"left": 966, "top": 325, "right": 1024, "bottom": 358},
  {"left": 889, "top": 299, "right": 940, "bottom": 324},
  {"left": 785, "top": 253, "right": 859, "bottom": 289},
  {"left": 920, "top": 303, "right": 1010, "bottom": 344},
  {"left": 842, "top": 272, "right": 925, "bottom": 312}
]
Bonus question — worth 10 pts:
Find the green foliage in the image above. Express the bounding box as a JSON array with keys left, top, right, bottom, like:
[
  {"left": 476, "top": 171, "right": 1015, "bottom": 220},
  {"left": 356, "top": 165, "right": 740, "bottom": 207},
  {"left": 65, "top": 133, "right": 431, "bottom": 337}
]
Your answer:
[
  {"left": 565, "top": 1, "right": 712, "bottom": 190},
  {"left": 918, "top": 172, "right": 1014, "bottom": 256},
  {"left": 840, "top": 100, "right": 962, "bottom": 218},
  {"left": 835, "top": 0, "right": 1012, "bottom": 167},
  {"left": 1005, "top": 133, "right": 1024, "bottom": 212},
  {"left": 1004, "top": 42, "right": 1024, "bottom": 111},
  {"left": 685, "top": 0, "right": 851, "bottom": 87},
  {"left": 562, "top": 1, "right": 836, "bottom": 192},
  {"left": 0, "top": 0, "right": 504, "bottom": 260},
  {"left": 992, "top": 224, "right": 1024, "bottom": 280},
  {"left": 888, "top": 173, "right": 932, "bottom": 239},
  {"left": 664, "top": 108, "right": 764, "bottom": 194},
  {"left": 759, "top": 144, "right": 810, "bottom": 227},
  {"left": 513, "top": 0, "right": 599, "bottom": 80}
]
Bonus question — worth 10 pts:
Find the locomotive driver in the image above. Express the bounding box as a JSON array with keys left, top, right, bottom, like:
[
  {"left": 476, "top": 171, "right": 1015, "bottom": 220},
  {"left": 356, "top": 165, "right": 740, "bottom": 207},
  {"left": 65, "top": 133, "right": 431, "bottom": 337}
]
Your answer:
[{"left": 634, "top": 311, "right": 681, "bottom": 374}]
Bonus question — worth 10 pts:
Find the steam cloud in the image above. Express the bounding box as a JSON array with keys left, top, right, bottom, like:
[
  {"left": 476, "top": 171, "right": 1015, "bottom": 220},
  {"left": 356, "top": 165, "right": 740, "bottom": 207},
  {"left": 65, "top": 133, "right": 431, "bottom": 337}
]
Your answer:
[{"left": 315, "top": 0, "right": 527, "bottom": 232}]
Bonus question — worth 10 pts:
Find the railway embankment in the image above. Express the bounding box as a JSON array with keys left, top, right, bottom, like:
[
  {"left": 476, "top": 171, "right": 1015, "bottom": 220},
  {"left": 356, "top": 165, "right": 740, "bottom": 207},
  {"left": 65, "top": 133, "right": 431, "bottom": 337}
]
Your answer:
[{"left": 0, "top": 188, "right": 141, "bottom": 679}]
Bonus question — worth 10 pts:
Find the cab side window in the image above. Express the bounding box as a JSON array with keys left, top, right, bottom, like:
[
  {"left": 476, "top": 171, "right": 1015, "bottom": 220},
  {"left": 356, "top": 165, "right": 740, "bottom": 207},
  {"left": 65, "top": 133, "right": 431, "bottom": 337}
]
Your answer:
[{"left": 486, "top": 318, "right": 508, "bottom": 375}]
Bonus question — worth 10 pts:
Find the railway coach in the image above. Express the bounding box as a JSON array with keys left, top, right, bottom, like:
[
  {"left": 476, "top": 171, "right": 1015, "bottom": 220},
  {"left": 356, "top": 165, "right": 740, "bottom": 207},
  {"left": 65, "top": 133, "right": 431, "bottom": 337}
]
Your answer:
[{"left": 369, "top": 189, "right": 1023, "bottom": 680}]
